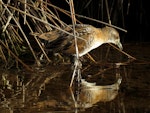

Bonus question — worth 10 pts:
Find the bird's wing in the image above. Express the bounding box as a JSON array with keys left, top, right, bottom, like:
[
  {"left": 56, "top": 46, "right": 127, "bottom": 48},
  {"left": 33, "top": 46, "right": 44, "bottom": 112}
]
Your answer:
[
  {"left": 38, "top": 24, "right": 97, "bottom": 54},
  {"left": 62, "top": 24, "right": 96, "bottom": 55},
  {"left": 36, "top": 30, "right": 61, "bottom": 42}
]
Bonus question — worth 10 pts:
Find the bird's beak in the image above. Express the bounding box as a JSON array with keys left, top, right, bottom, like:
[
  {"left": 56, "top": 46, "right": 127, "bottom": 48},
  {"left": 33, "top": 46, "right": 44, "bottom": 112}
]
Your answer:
[{"left": 116, "top": 41, "right": 123, "bottom": 50}]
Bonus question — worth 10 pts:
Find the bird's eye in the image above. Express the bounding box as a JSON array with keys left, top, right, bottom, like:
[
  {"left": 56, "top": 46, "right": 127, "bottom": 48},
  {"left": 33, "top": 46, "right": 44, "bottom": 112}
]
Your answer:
[{"left": 111, "top": 31, "right": 119, "bottom": 39}]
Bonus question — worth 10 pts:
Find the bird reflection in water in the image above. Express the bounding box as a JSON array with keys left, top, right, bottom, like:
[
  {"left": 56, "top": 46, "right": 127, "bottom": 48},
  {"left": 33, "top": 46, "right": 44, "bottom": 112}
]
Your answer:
[
  {"left": 71, "top": 77, "right": 122, "bottom": 109},
  {"left": 34, "top": 76, "right": 122, "bottom": 111}
]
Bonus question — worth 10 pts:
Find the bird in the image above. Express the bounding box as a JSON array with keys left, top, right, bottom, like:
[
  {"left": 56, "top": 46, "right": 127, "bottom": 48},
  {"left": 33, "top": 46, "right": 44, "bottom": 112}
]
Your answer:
[{"left": 35, "top": 24, "right": 123, "bottom": 59}]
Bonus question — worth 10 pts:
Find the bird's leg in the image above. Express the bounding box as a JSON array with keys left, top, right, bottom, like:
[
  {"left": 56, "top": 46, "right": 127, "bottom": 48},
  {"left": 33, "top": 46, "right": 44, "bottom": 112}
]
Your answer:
[
  {"left": 70, "top": 55, "right": 82, "bottom": 70},
  {"left": 70, "top": 55, "right": 82, "bottom": 87},
  {"left": 74, "top": 57, "right": 82, "bottom": 70}
]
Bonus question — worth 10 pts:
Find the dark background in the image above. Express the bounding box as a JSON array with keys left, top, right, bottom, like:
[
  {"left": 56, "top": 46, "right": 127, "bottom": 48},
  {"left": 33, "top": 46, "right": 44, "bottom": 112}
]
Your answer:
[{"left": 50, "top": 0, "right": 150, "bottom": 44}]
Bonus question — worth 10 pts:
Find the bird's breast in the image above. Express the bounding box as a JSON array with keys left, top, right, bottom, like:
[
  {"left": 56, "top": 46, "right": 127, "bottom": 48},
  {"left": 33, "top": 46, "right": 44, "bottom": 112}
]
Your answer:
[{"left": 79, "top": 39, "right": 102, "bottom": 57}]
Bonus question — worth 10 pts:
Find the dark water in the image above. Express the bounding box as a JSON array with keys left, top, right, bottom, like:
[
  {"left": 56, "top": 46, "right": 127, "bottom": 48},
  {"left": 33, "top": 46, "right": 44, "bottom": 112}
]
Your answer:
[{"left": 0, "top": 43, "right": 150, "bottom": 113}]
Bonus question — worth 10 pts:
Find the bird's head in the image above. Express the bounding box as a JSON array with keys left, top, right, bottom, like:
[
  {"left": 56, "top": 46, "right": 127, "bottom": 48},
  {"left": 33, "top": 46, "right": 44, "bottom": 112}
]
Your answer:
[{"left": 102, "top": 26, "right": 123, "bottom": 50}]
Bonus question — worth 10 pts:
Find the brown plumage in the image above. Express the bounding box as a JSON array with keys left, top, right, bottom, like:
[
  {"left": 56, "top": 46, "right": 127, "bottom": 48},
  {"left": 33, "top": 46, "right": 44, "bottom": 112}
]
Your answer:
[{"left": 36, "top": 24, "right": 123, "bottom": 57}]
